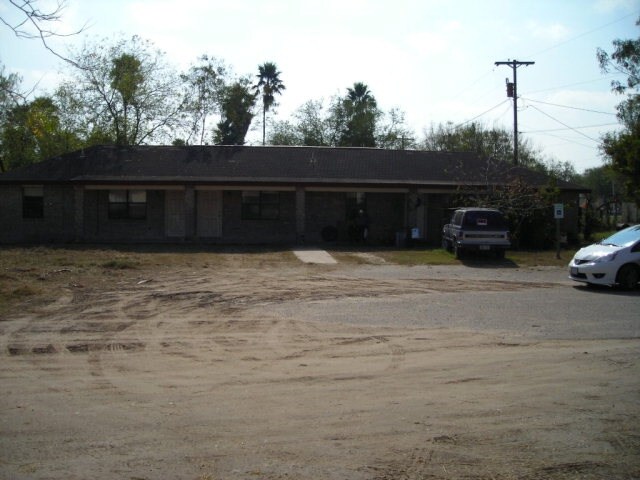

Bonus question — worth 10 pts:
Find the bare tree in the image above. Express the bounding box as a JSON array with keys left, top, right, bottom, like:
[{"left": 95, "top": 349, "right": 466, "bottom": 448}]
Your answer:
[
  {"left": 181, "top": 55, "right": 228, "bottom": 145},
  {"left": 60, "top": 35, "right": 185, "bottom": 146},
  {"left": 1, "top": 0, "right": 87, "bottom": 65}
]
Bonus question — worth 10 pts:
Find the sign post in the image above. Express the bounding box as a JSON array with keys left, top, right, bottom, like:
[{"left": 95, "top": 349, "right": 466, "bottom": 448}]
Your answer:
[{"left": 554, "top": 203, "right": 564, "bottom": 259}]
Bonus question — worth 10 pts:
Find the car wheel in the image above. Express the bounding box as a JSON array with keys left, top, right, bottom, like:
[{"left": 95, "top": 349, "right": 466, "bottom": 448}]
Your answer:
[
  {"left": 616, "top": 264, "right": 640, "bottom": 290},
  {"left": 454, "top": 244, "right": 464, "bottom": 259}
]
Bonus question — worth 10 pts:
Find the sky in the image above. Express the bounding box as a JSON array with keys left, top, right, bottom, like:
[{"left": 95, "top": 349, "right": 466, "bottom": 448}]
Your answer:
[{"left": 1, "top": 0, "right": 639, "bottom": 172}]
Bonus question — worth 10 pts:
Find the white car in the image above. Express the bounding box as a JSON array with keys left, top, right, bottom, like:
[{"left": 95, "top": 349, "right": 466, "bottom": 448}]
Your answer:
[{"left": 568, "top": 224, "right": 640, "bottom": 289}]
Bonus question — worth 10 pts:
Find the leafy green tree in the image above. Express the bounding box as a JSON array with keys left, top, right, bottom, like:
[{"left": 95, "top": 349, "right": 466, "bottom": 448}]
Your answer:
[
  {"left": 0, "top": 63, "right": 24, "bottom": 105},
  {"left": 296, "top": 99, "right": 332, "bottom": 146},
  {"left": 269, "top": 95, "right": 414, "bottom": 149},
  {"left": 1, "top": 96, "right": 81, "bottom": 170},
  {"left": 109, "top": 53, "right": 144, "bottom": 145},
  {"left": 269, "top": 120, "right": 302, "bottom": 145},
  {"left": 60, "top": 35, "right": 184, "bottom": 146},
  {"left": 421, "top": 121, "right": 547, "bottom": 173},
  {"left": 181, "top": 55, "right": 227, "bottom": 145},
  {"left": 545, "top": 159, "right": 578, "bottom": 183},
  {"left": 577, "top": 165, "right": 627, "bottom": 236},
  {"left": 597, "top": 18, "right": 640, "bottom": 204},
  {"left": 578, "top": 165, "right": 622, "bottom": 200},
  {"left": 268, "top": 99, "right": 334, "bottom": 146},
  {"left": 254, "top": 62, "right": 285, "bottom": 145},
  {"left": 376, "top": 107, "right": 416, "bottom": 149},
  {"left": 0, "top": 63, "right": 26, "bottom": 171},
  {"left": 422, "top": 122, "right": 511, "bottom": 159},
  {"left": 214, "top": 79, "right": 256, "bottom": 145}
]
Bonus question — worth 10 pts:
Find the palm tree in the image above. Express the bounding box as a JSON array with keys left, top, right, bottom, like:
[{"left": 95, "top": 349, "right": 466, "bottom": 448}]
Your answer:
[
  {"left": 254, "top": 62, "right": 285, "bottom": 145},
  {"left": 341, "top": 82, "right": 378, "bottom": 147},
  {"left": 347, "top": 82, "right": 375, "bottom": 109}
]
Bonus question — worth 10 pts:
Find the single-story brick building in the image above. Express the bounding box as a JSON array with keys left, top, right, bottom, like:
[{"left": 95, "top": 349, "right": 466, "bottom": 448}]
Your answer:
[{"left": 0, "top": 145, "right": 585, "bottom": 245}]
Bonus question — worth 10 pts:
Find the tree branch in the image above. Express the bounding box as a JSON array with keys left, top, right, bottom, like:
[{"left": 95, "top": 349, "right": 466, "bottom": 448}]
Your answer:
[{"left": 3, "top": 0, "right": 88, "bottom": 68}]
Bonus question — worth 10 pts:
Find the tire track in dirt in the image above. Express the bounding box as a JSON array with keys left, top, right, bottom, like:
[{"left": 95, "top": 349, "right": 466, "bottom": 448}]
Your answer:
[
  {"left": 3, "top": 269, "right": 549, "bottom": 363},
  {"left": 1, "top": 268, "right": 560, "bottom": 398}
]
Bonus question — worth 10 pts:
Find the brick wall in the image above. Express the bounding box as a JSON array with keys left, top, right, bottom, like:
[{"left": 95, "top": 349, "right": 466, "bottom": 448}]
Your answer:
[
  {"left": 0, "top": 186, "right": 23, "bottom": 243},
  {"left": 1, "top": 184, "right": 582, "bottom": 246},
  {"left": 83, "top": 190, "right": 165, "bottom": 242},
  {"left": 221, "top": 190, "right": 297, "bottom": 244},
  {"left": 0, "top": 185, "right": 76, "bottom": 243}
]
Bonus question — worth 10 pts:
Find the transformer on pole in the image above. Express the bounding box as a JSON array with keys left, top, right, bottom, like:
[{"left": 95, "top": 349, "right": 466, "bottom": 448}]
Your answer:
[{"left": 495, "top": 59, "right": 535, "bottom": 165}]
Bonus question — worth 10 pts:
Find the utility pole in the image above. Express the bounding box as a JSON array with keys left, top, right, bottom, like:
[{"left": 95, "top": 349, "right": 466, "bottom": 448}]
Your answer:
[{"left": 495, "top": 59, "right": 534, "bottom": 165}]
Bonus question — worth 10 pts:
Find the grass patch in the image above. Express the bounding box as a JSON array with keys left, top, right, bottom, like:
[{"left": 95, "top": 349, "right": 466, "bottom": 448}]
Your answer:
[
  {"left": 378, "top": 248, "right": 460, "bottom": 266},
  {"left": 368, "top": 247, "right": 578, "bottom": 267},
  {"left": 506, "top": 249, "right": 577, "bottom": 267},
  {"left": 101, "top": 259, "right": 140, "bottom": 270},
  {"left": 11, "top": 285, "right": 40, "bottom": 297}
]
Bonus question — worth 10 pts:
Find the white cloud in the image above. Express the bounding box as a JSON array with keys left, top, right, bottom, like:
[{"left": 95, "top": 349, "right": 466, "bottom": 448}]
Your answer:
[
  {"left": 404, "top": 20, "right": 463, "bottom": 57},
  {"left": 593, "top": 0, "right": 638, "bottom": 13},
  {"left": 405, "top": 31, "right": 450, "bottom": 56},
  {"left": 527, "top": 21, "right": 570, "bottom": 42}
]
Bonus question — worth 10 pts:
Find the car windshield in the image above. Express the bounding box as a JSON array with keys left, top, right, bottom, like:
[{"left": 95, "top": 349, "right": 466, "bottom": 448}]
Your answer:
[{"left": 600, "top": 225, "right": 640, "bottom": 247}]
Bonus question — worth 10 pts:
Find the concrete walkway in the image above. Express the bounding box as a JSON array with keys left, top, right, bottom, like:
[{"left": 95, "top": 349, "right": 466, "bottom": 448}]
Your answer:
[{"left": 292, "top": 249, "right": 337, "bottom": 264}]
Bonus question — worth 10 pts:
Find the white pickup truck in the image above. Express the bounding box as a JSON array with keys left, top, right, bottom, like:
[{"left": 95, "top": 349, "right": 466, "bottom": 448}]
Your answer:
[{"left": 442, "top": 208, "right": 511, "bottom": 259}]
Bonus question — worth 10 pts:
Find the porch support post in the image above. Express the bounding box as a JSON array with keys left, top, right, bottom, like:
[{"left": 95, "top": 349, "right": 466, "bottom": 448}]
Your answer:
[
  {"left": 73, "top": 186, "right": 84, "bottom": 242},
  {"left": 185, "top": 186, "right": 196, "bottom": 240},
  {"left": 406, "top": 187, "right": 418, "bottom": 229},
  {"left": 295, "top": 187, "right": 306, "bottom": 244}
]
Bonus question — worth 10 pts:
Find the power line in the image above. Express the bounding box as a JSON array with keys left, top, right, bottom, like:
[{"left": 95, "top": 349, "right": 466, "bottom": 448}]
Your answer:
[
  {"left": 455, "top": 99, "right": 510, "bottom": 128},
  {"left": 527, "top": 131, "right": 600, "bottom": 150},
  {"left": 522, "top": 75, "right": 620, "bottom": 95},
  {"left": 525, "top": 10, "right": 639, "bottom": 58},
  {"left": 522, "top": 98, "right": 617, "bottom": 116},
  {"left": 457, "top": 68, "right": 495, "bottom": 98},
  {"left": 496, "top": 101, "right": 513, "bottom": 123},
  {"left": 522, "top": 122, "right": 619, "bottom": 133},
  {"left": 528, "top": 104, "right": 600, "bottom": 142}
]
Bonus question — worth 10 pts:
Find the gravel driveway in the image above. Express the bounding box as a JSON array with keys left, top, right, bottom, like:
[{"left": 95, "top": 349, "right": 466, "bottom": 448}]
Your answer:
[{"left": 263, "top": 264, "right": 640, "bottom": 340}]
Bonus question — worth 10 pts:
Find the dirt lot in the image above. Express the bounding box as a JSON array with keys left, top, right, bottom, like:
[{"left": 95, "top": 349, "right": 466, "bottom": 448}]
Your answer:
[{"left": 0, "top": 247, "right": 638, "bottom": 479}]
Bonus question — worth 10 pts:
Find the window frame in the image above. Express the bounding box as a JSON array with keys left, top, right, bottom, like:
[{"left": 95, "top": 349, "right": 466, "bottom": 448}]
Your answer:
[
  {"left": 241, "top": 191, "right": 281, "bottom": 220},
  {"left": 22, "top": 185, "right": 44, "bottom": 219},
  {"left": 108, "top": 189, "right": 147, "bottom": 220}
]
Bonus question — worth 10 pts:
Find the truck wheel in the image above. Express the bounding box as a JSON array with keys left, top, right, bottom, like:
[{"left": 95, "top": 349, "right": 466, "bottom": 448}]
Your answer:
[
  {"left": 454, "top": 244, "right": 464, "bottom": 259},
  {"left": 616, "top": 264, "right": 639, "bottom": 290},
  {"left": 495, "top": 249, "right": 505, "bottom": 259}
]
